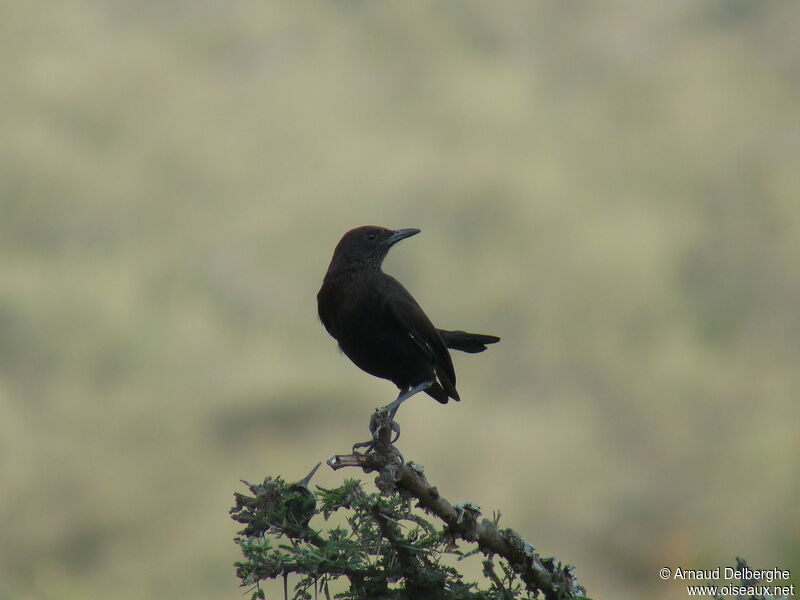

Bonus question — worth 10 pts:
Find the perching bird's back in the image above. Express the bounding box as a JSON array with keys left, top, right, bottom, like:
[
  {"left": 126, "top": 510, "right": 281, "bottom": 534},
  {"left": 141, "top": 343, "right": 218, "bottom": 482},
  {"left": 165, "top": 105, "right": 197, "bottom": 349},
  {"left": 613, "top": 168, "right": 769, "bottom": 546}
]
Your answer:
[{"left": 317, "top": 226, "right": 499, "bottom": 404}]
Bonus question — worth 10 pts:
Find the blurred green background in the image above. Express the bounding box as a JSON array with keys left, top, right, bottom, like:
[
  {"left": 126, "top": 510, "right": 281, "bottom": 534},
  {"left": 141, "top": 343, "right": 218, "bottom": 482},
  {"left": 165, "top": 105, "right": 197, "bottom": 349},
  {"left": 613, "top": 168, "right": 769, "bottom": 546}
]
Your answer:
[{"left": 2, "top": 1, "right": 799, "bottom": 599}]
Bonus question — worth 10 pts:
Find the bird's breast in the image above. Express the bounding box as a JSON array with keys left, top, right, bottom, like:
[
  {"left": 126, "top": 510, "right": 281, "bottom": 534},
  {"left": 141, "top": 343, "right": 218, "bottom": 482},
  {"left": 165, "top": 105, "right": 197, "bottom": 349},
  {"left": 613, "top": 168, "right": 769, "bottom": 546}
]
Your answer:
[{"left": 317, "top": 274, "right": 427, "bottom": 382}]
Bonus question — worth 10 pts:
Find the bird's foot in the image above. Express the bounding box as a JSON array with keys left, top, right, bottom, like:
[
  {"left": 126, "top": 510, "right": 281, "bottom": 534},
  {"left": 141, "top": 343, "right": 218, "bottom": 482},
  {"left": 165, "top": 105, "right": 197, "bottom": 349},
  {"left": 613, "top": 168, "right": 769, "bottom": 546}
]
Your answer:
[
  {"left": 351, "top": 437, "right": 376, "bottom": 454},
  {"left": 370, "top": 406, "right": 401, "bottom": 443},
  {"left": 350, "top": 438, "right": 405, "bottom": 464},
  {"left": 352, "top": 380, "right": 432, "bottom": 454},
  {"left": 351, "top": 407, "right": 401, "bottom": 454}
]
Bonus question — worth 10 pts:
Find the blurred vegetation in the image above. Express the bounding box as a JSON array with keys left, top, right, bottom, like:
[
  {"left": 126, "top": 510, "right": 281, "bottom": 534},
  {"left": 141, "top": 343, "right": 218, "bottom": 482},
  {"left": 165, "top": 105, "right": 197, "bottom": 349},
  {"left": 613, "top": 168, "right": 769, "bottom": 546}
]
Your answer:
[{"left": 1, "top": 1, "right": 799, "bottom": 599}]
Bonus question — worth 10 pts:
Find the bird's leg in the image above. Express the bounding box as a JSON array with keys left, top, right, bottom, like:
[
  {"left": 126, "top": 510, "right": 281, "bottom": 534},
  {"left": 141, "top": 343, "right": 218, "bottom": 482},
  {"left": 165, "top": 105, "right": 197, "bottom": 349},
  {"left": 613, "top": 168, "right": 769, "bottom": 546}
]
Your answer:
[
  {"left": 352, "top": 381, "right": 433, "bottom": 453},
  {"left": 373, "top": 381, "right": 433, "bottom": 443},
  {"left": 384, "top": 380, "right": 433, "bottom": 418},
  {"left": 352, "top": 393, "right": 406, "bottom": 453},
  {"left": 380, "top": 380, "right": 433, "bottom": 443}
]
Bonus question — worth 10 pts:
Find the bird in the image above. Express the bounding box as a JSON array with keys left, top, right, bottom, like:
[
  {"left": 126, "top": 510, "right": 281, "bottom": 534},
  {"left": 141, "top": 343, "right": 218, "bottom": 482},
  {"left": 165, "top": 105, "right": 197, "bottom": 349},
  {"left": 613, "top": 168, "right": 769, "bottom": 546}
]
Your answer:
[{"left": 317, "top": 225, "right": 499, "bottom": 444}]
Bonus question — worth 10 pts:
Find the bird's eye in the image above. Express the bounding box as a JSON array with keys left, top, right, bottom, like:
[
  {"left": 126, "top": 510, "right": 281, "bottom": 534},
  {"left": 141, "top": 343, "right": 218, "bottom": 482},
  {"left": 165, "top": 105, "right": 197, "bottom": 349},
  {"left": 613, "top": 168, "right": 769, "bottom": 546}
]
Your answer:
[{"left": 365, "top": 232, "right": 377, "bottom": 241}]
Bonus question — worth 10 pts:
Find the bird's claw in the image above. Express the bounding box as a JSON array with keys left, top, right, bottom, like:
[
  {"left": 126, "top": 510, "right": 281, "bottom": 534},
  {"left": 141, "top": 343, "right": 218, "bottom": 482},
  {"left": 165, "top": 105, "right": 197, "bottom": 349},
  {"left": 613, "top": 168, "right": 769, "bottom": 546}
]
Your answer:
[
  {"left": 370, "top": 408, "right": 401, "bottom": 440},
  {"left": 352, "top": 407, "right": 402, "bottom": 454},
  {"left": 351, "top": 439, "right": 376, "bottom": 454},
  {"left": 368, "top": 408, "right": 386, "bottom": 438}
]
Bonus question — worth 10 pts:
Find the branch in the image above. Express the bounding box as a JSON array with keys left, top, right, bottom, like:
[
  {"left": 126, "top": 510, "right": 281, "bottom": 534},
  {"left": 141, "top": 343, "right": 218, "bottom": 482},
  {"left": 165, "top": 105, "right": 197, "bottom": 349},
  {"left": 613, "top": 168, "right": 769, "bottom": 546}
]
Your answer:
[{"left": 328, "top": 410, "right": 587, "bottom": 600}]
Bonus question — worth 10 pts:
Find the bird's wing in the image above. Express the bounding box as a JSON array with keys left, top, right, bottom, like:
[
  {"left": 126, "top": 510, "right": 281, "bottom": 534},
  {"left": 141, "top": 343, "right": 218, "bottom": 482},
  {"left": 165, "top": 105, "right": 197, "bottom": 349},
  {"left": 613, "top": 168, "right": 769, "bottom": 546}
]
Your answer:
[{"left": 382, "top": 276, "right": 457, "bottom": 389}]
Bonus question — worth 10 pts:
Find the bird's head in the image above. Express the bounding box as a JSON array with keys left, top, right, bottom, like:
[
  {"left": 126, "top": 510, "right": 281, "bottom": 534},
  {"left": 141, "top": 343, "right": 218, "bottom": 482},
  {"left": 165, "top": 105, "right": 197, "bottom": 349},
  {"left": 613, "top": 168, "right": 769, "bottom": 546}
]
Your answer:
[{"left": 330, "top": 225, "right": 420, "bottom": 271}]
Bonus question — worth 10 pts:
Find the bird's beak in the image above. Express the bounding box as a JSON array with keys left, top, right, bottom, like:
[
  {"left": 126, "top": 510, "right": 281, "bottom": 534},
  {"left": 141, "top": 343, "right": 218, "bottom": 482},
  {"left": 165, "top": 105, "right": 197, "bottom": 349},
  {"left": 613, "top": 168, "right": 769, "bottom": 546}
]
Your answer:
[
  {"left": 386, "top": 228, "right": 421, "bottom": 246},
  {"left": 297, "top": 462, "right": 321, "bottom": 487}
]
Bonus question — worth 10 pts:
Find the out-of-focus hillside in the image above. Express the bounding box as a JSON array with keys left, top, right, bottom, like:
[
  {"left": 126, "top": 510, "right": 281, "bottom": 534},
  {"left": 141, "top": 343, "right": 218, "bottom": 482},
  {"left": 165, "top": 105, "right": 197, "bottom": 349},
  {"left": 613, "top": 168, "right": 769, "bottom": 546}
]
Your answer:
[{"left": 1, "top": 2, "right": 799, "bottom": 599}]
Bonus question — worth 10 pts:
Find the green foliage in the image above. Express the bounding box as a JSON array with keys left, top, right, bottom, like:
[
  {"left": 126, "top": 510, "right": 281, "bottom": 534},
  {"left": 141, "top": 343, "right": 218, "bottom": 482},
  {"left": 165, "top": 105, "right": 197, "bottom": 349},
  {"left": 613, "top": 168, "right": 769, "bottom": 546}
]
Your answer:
[{"left": 231, "top": 476, "right": 567, "bottom": 600}]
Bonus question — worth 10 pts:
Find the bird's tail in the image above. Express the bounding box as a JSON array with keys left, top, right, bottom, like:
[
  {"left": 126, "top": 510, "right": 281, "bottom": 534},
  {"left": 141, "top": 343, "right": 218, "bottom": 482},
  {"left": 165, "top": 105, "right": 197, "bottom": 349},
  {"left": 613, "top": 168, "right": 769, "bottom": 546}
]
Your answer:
[{"left": 437, "top": 329, "right": 500, "bottom": 353}]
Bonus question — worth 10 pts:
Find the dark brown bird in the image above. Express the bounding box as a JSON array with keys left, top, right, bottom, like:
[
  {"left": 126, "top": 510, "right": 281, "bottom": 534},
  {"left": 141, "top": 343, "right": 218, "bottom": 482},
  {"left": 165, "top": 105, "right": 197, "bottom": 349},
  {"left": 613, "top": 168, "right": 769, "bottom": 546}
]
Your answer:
[{"left": 317, "top": 226, "right": 499, "bottom": 435}]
